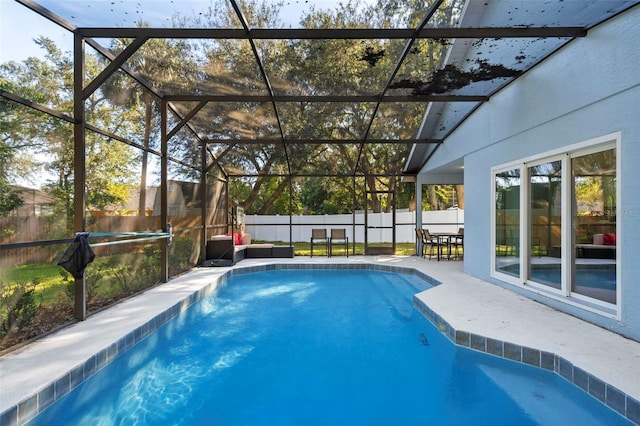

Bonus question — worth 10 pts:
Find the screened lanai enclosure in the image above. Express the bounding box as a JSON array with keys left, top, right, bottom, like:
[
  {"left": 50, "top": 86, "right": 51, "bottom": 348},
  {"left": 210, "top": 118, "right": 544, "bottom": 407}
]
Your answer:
[{"left": 1, "top": 0, "right": 636, "bottom": 345}]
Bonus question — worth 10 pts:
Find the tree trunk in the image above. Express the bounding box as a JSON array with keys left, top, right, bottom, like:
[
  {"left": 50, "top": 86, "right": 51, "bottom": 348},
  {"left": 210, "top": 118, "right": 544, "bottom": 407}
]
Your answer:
[
  {"left": 365, "top": 174, "right": 381, "bottom": 212},
  {"left": 257, "top": 179, "right": 289, "bottom": 214},
  {"left": 243, "top": 155, "right": 277, "bottom": 212},
  {"left": 427, "top": 185, "right": 438, "bottom": 211},
  {"left": 455, "top": 184, "right": 464, "bottom": 209}
]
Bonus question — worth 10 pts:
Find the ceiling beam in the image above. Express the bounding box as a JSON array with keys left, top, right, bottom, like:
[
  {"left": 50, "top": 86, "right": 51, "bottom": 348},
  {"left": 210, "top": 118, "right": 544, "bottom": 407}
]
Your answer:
[
  {"left": 225, "top": 172, "right": 406, "bottom": 178},
  {"left": 164, "top": 94, "right": 487, "bottom": 102},
  {"left": 205, "top": 138, "right": 442, "bottom": 145},
  {"left": 77, "top": 27, "right": 587, "bottom": 39},
  {"left": 1, "top": 90, "right": 76, "bottom": 124}
]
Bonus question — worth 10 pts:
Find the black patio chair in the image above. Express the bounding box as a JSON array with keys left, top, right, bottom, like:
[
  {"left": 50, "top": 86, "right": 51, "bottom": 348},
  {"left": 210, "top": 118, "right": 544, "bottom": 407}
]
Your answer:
[
  {"left": 451, "top": 227, "right": 464, "bottom": 259},
  {"left": 422, "top": 229, "right": 444, "bottom": 260}
]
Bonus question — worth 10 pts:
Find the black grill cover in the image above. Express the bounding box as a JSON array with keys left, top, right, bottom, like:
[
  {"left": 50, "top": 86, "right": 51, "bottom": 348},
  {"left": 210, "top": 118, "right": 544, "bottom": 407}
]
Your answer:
[{"left": 57, "top": 232, "right": 95, "bottom": 279}]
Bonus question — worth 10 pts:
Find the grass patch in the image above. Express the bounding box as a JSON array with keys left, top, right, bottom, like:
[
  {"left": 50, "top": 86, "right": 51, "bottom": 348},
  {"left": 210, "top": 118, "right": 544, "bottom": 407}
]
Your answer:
[{"left": 285, "top": 242, "right": 417, "bottom": 256}]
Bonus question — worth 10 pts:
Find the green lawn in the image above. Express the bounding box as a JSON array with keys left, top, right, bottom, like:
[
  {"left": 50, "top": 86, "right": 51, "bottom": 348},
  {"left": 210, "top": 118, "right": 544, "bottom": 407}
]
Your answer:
[
  {"left": 278, "top": 241, "right": 418, "bottom": 256},
  {"left": 1, "top": 263, "right": 70, "bottom": 306}
]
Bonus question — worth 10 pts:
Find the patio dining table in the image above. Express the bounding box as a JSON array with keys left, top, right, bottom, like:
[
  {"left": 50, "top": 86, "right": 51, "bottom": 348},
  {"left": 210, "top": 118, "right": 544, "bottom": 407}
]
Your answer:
[{"left": 431, "top": 232, "right": 463, "bottom": 261}]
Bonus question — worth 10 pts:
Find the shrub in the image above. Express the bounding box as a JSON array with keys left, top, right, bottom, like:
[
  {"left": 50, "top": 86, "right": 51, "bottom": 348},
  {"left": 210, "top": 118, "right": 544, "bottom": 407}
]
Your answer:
[{"left": 0, "top": 279, "right": 40, "bottom": 337}]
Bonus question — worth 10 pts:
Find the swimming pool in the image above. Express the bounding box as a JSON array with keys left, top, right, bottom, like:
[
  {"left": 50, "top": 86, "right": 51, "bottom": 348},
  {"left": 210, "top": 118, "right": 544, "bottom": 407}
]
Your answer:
[{"left": 27, "top": 269, "right": 630, "bottom": 425}]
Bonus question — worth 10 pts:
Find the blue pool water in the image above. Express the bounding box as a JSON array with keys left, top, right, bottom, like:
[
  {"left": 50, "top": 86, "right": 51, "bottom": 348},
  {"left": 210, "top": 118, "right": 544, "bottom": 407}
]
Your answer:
[
  {"left": 29, "top": 269, "right": 630, "bottom": 425},
  {"left": 531, "top": 267, "right": 616, "bottom": 290}
]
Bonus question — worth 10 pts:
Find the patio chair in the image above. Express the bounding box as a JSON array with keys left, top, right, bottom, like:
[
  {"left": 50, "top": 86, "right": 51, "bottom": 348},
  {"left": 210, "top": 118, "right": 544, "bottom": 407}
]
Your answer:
[
  {"left": 329, "top": 228, "right": 349, "bottom": 257},
  {"left": 310, "top": 229, "right": 329, "bottom": 257},
  {"left": 451, "top": 227, "right": 464, "bottom": 259},
  {"left": 415, "top": 228, "right": 427, "bottom": 257},
  {"left": 422, "top": 229, "right": 444, "bottom": 260}
]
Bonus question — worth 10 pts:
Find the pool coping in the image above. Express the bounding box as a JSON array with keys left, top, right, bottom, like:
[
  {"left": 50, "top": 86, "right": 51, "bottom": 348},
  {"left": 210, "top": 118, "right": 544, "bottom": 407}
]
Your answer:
[
  {"left": 412, "top": 297, "right": 640, "bottom": 425},
  {"left": 1, "top": 261, "right": 638, "bottom": 425}
]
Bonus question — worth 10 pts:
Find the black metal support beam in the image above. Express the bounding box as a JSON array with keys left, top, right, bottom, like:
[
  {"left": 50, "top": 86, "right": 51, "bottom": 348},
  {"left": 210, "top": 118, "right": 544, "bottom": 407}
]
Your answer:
[
  {"left": 204, "top": 138, "right": 442, "bottom": 145},
  {"left": 77, "top": 27, "right": 587, "bottom": 39},
  {"left": 165, "top": 95, "right": 487, "bottom": 102},
  {"left": 82, "top": 36, "right": 149, "bottom": 99},
  {"left": 167, "top": 101, "right": 207, "bottom": 141},
  {"left": 200, "top": 131, "right": 208, "bottom": 263},
  {"left": 85, "top": 124, "right": 162, "bottom": 156},
  {"left": 17, "top": 0, "right": 76, "bottom": 31},
  {"left": 205, "top": 146, "right": 230, "bottom": 178},
  {"left": 160, "top": 100, "right": 169, "bottom": 283},
  {"left": 225, "top": 172, "right": 406, "bottom": 178},
  {"left": 1, "top": 90, "right": 76, "bottom": 123},
  {"left": 205, "top": 143, "right": 237, "bottom": 172},
  {"left": 72, "top": 32, "right": 86, "bottom": 321}
]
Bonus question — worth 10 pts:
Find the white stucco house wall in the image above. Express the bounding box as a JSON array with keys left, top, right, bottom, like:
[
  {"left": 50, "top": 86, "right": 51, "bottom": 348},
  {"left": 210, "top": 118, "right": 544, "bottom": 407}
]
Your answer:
[{"left": 412, "top": 5, "right": 640, "bottom": 340}]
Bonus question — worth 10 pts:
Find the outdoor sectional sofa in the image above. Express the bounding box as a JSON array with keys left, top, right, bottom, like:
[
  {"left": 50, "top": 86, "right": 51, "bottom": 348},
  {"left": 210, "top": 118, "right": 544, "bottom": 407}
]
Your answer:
[
  {"left": 205, "top": 234, "right": 294, "bottom": 266},
  {"left": 575, "top": 233, "right": 616, "bottom": 259}
]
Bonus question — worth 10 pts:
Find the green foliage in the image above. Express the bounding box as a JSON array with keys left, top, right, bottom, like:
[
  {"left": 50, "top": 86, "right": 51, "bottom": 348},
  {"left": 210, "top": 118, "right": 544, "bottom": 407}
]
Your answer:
[
  {"left": 0, "top": 279, "right": 40, "bottom": 337},
  {"left": 62, "top": 267, "right": 105, "bottom": 303},
  {"left": 111, "top": 264, "right": 138, "bottom": 294},
  {"left": 0, "top": 97, "right": 24, "bottom": 216},
  {"left": 422, "top": 184, "right": 458, "bottom": 211},
  {"left": 169, "top": 236, "right": 195, "bottom": 272},
  {"left": 0, "top": 186, "right": 22, "bottom": 217},
  {"left": 140, "top": 245, "right": 162, "bottom": 283},
  {"left": 1, "top": 35, "right": 155, "bottom": 230},
  {"left": 299, "top": 177, "right": 328, "bottom": 214}
]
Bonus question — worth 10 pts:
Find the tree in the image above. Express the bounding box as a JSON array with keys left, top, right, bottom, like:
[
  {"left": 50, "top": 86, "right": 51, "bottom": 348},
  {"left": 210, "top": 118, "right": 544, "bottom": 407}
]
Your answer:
[
  {"left": 0, "top": 98, "right": 25, "bottom": 216},
  {"left": 1, "top": 37, "right": 141, "bottom": 231},
  {"left": 191, "top": 0, "right": 462, "bottom": 215},
  {"left": 104, "top": 29, "right": 201, "bottom": 216}
]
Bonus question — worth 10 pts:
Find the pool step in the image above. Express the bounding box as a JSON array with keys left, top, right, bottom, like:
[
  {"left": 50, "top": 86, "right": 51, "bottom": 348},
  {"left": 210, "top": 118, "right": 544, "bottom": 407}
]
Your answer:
[
  {"left": 369, "top": 273, "right": 415, "bottom": 321},
  {"left": 385, "top": 273, "right": 432, "bottom": 294}
]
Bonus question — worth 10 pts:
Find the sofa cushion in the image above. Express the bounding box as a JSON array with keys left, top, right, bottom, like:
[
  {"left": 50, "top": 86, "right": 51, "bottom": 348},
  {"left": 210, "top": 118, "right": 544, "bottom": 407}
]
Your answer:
[
  {"left": 592, "top": 233, "right": 604, "bottom": 245},
  {"left": 226, "top": 233, "right": 243, "bottom": 245},
  {"left": 211, "top": 234, "right": 232, "bottom": 241},
  {"left": 603, "top": 233, "right": 616, "bottom": 246}
]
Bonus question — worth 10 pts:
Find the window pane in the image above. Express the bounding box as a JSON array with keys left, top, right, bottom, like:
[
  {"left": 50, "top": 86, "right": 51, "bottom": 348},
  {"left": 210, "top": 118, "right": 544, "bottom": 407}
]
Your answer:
[
  {"left": 495, "top": 169, "right": 520, "bottom": 277},
  {"left": 528, "top": 160, "right": 562, "bottom": 289},
  {"left": 572, "top": 148, "right": 616, "bottom": 304}
]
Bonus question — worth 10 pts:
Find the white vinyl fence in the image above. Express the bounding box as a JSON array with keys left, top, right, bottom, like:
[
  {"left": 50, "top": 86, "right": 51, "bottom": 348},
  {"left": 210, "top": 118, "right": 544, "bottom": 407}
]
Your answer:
[{"left": 243, "top": 209, "right": 464, "bottom": 243}]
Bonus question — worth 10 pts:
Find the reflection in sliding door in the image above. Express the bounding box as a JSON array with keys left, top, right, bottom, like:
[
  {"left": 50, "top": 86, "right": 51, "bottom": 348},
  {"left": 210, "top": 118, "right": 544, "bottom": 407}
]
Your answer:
[
  {"left": 571, "top": 148, "right": 617, "bottom": 304},
  {"left": 495, "top": 169, "right": 520, "bottom": 277},
  {"left": 528, "top": 160, "right": 562, "bottom": 289}
]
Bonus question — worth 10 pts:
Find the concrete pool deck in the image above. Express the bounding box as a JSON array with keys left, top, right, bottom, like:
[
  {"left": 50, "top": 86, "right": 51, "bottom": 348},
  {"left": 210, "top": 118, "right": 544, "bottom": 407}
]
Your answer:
[{"left": 1, "top": 256, "right": 639, "bottom": 425}]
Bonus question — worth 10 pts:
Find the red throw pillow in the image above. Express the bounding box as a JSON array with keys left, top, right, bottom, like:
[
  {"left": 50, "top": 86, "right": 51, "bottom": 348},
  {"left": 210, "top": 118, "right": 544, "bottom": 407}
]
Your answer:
[
  {"left": 234, "top": 233, "right": 243, "bottom": 245},
  {"left": 603, "top": 233, "right": 616, "bottom": 245}
]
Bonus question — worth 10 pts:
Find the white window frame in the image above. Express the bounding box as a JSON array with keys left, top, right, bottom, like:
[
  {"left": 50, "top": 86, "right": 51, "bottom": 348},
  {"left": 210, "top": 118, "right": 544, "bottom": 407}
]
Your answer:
[{"left": 491, "top": 132, "right": 621, "bottom": 319}]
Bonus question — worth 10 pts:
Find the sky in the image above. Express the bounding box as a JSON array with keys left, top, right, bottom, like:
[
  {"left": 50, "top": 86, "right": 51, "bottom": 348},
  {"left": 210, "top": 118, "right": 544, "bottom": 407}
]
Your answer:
[{"left": 1, "top": 0, "right": 74, "bottom": 63}]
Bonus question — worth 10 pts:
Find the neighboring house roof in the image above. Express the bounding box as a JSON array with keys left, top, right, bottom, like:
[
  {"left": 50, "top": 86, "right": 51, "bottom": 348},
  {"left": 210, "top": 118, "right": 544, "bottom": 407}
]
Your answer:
[
  {"left": 10, "top": 185, "right": 57, "bottom": 216},
  {"left": 13, "top": 185, "right": 57, "bottom": 206}
]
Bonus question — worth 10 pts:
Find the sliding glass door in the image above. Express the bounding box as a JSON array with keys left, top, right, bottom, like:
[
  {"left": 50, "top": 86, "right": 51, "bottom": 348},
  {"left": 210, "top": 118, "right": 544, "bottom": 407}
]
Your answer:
[
  {"left": 528, "top": 159, "right": 562, "bottom": 290},
  {"left": 495, "top": 169, "right": 520, "bottom": 278},
  {"left": 571, "top": 148, "right": 617, "bottom": 304},
  {"left": 492, "top": 135, "right": 619, "bottom": 314}
]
